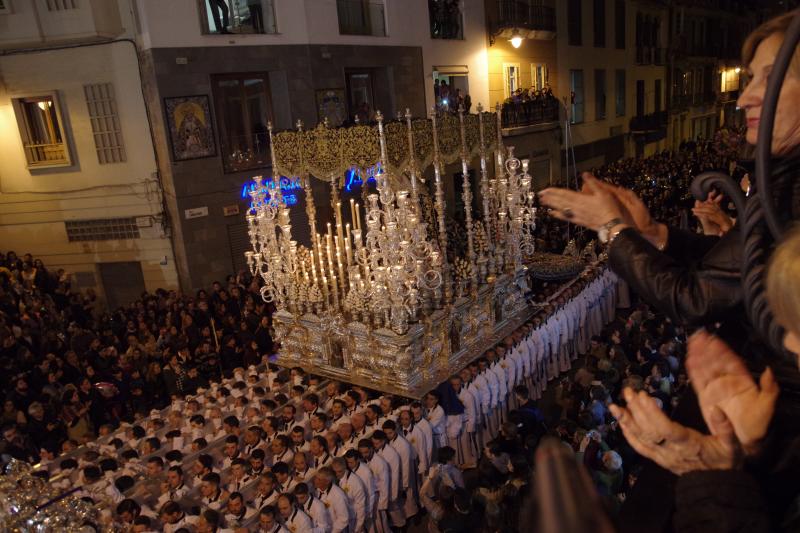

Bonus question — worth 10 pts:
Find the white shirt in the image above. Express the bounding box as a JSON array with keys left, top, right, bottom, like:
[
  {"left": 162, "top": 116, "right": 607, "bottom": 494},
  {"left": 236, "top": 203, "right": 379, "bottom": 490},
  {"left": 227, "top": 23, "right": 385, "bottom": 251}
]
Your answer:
[
  {"left": 339, "top": 470, "right": 367, "bottom": 533},
  {"left": 340, "top": 434, "right": 359, "bottom": 454},
  {"left": 376, "top": 443, "right": 402, "bottom": 502},
  {"left": 201, "top": 489, "right": 226, "bottom": 511},
  {"left": 252, "top": 488, "right": 279, "bottom": 510},
  {"left": 272, "top": 448, "right": 294, "bottom": 467},
  {"left": 156, "top": 482, "right": 190, "bottom": 506},
  {"left": 367, "top": 452, "right": 391, "bottom": 511},
  {"left": 285, "top": 506, "right": 315, "bottom": 533},
  {"left": 329, "top": 415, "right": 350, "bottom": 433},
  {"left": 471, "top": 373, "right": 491, "bottom": 418},
  {"left": 401, "top": 422, "right": 430, "bottom": 475},
  {"left": 426, "top": 405, "right": 446, "bottom": 440},
  {"left": 224, "top": 505, "right": 256, "bottom": 529},
  {"left": 353, "top": 461, "right": 377, "bottom": 513},
  {"left": 414, "top": 417, "right": 434, "bottom": 462},
  {"left": 490, "top": 360, "right": 509, "bottom": 400},
  {"left": 227, "top": 475, "right": 248, "bottom": 494},
  {"left": 303, "top": 495, "right": 332, "bottom": 533},
  {"left": 318, "top": 484, "right": 352, "bottom": 533},
  {"left": 245, "top": 439, "right": 265, "bottom": 456},
  {"left": 457, "top": 386, "right": 478, "bottom": 434},
  {"left": 163, "top": 513, "right": 198, "bottom": 533},
  {"left": 482, "top": 368, "right": 500, "bottom": 408}
]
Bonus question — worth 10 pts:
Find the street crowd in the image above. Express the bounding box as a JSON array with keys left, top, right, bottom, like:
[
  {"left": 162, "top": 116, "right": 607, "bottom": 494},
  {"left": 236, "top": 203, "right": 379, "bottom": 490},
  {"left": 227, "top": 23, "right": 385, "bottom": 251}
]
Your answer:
[{"left": 0, "top": 128, "right": 750, "bottom": 532}]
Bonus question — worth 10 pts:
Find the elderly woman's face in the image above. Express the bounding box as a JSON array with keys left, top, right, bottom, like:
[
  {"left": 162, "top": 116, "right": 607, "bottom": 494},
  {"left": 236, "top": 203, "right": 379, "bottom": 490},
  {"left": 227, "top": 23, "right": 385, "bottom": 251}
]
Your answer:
[{"left": 738, "top": 33, "right": 800, "bottom": 155}]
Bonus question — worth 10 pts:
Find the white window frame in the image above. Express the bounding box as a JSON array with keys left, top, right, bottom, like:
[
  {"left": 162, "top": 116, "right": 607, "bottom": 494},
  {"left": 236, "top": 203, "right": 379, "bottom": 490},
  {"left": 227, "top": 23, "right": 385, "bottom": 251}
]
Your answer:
[
  {"left": 503, "top": 62, "right": 521, "bottom": 99},
  {"left": 11, "top": 91, "right": 73, "bottom": 169},
  {"left": 531, "top": 63, "right": 549, "bottom": 91}
]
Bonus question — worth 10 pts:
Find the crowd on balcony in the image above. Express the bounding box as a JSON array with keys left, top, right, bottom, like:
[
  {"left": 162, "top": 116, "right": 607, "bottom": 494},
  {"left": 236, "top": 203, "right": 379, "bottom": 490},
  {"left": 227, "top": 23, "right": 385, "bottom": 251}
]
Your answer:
[
  {"left": 428, "top": 0, "right": 463, "bottom": 40},
  {"left": 434, "top": 79, "right": 472, "bottom": 114},
  {"left": 501, "top": 85, "right": 560, "bottom": 128}
]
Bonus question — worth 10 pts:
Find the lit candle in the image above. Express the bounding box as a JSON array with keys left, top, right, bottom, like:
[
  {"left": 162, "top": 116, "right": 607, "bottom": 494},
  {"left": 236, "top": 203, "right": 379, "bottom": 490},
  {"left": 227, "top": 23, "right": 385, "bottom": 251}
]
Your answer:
[
  {"left": 321, "top": 274, "right": 329, "bottom": 307},
  {"left": 326, "top": 226, "right": 335, "bottom": 282},
  {"left": 355, "top": 202, "right": 362, "bottom": 232},
  {"left": 310, "top": 246, "right": 318, "bottom": 284},
  {"left": 350, "top": 199, "right": 357, "bottom": 229},
  {"left": 334, "top": 235, "right": 345, "bottom": 290},
  {"left": 345, "top": 223, "right": 353, "bottom": 266},
  {"left": 335, "top": 201, "right": 345, "bottom": 271},
  {"left": 331, "top": 274, "right": 339, "bottom": 308}
]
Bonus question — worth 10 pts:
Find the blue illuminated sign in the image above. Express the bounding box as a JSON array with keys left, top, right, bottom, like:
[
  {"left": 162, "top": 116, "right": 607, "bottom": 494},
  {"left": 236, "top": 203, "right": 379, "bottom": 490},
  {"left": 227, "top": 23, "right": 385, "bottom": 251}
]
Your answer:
[
  {"left": 344, "top": 163, "right": 382, "bottom": 192},
  {"left": 240, "top": 176, "right": 302, "bottom": 206},
  {"left": 240, "top": 176, "right": 302, "bottom": 199}
]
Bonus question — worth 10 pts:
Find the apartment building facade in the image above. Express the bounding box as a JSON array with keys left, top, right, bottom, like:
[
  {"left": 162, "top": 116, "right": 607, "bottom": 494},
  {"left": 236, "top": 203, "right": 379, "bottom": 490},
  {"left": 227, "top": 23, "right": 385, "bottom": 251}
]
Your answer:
[{"left": 0, "top": 0, "right": 179, "bottom": 309}]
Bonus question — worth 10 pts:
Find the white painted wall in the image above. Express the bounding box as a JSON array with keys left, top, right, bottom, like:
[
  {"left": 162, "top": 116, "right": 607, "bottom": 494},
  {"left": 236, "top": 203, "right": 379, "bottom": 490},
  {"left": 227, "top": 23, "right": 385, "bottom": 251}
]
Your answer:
[
  {"left": 0, "top": 1, "right": 178, "bottom": 298},
  {"left": 133, "top": 0, "right": 490, "bottom": 112},
  {"left": 0, "top": 0, "right": 124, "bottom": 48}
]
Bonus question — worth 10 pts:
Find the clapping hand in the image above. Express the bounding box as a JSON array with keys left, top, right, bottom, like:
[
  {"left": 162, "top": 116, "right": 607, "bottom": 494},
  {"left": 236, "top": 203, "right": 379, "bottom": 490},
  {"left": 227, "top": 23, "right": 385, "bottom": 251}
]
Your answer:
[
  {"left": 609, "top": 331, "right": 780, "bottom": 475},
  {"left": 609, "top": 389, "right": 738, "bottom": 475},
  {"left": 539, "top": 174, "right": 634, "bottom": 231},
  {"left": 692, "top": 191, "right": 734, "bottom": 236},
  {"left": 686, "top": 331, "right": 779, "bottom": 455}
]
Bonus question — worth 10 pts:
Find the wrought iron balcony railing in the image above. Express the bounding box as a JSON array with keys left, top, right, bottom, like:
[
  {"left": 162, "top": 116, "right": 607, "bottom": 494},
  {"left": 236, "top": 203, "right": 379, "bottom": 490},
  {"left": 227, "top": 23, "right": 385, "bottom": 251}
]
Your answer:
[
  {"left": 629, "top": 110, "right": 667, "bottom": 132},
  {"left": 496, "top": 0, "right": 556, "bottom": 34},
  {"left": 501, "top": 97, "right": 560, "bottom": 129}
]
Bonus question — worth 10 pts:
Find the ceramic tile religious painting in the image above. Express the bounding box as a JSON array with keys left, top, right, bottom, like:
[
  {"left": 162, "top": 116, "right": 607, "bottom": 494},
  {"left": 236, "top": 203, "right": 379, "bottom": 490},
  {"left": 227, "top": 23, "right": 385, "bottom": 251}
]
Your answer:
[{"left": 164, "top": 95, "right": 217, "bottom": 161}]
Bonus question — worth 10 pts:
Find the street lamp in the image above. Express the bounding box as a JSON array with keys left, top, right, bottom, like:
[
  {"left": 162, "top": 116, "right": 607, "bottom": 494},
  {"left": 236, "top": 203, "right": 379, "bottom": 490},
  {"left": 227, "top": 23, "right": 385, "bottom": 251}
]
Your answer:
[{"left": 509, "top": 30, "right": 523, "bottom": 48}]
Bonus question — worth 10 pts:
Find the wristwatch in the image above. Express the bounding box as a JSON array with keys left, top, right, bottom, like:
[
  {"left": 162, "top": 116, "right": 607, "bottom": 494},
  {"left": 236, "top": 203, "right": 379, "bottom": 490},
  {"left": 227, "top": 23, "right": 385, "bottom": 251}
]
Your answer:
[
  {"left": 597, "top": 218, "right": 623, "bottom": 243},
  {"left": 607, "top": 224, "right": 629, "bottom": 246}
]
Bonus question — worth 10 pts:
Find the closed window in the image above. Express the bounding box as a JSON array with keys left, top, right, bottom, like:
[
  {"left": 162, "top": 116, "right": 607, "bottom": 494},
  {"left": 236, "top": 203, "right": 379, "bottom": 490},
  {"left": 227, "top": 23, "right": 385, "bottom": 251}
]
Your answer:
[
  {"left": 593, "top": 0, "right": 606, "bottom": 47},
  {"left": 570, "top": 70, "right": 585, "bottom": 124},
  {"left": 568, "top": 0, "right": 582, "bottom": 46},
  {"left": 84, "top": 83, "right": 126, "bottom": 164},
  {"left": 12, "top": 93, "right": 72, "bottom": 168},
  {"left": 615, "top": 69, "right": 626, "bottom": 117},
  {"left": 212, "top": 73, "right": 274, "bottom": 173},
  {"left": 337, "top": 0, "right": 386, "bottom": 36},
  {"left": 595, "top": 69, "right": 607, "bottom": 120},
  {"left": 615, "top": 0, "right": 625, "bottom": 49}
]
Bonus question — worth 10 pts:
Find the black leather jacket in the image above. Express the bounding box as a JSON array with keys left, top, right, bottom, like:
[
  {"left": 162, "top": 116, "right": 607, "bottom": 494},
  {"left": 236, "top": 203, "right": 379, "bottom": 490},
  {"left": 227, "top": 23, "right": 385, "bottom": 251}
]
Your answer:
[
  {"left": 608, "top": 152, "right": 800, "bottom": 336},
  {"left": 609, "top": 153, "right": 800, "bottom": 533}
]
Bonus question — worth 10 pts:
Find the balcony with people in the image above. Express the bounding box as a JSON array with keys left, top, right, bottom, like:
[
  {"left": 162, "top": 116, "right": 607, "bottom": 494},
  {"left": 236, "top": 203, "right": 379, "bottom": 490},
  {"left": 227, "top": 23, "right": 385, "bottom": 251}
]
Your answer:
[
  {"left": 501, "top": 86, "right": 560, "bottom": 130},
  {"left": 429, "top": 0, "right": 463, "bottom": 39},
  {"left": 201, "top": 0, "right": 277, "bottom": 34}
]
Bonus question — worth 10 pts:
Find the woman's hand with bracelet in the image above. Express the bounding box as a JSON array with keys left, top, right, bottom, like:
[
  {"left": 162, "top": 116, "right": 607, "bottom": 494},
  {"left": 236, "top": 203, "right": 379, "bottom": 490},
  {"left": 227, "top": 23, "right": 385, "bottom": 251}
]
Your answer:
[
  {"left": 539, "top": 173, "right": 634, "bottom": 232},
  {"left": 540, "top": 173, "right": 668, "bottom": 248}
]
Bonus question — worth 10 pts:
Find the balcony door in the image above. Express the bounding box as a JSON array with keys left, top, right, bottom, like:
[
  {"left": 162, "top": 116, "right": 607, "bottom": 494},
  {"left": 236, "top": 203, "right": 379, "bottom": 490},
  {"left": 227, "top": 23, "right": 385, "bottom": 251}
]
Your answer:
[
  {"left": 503, "top": 63, "right": 521, "bottom": 100},
  {"left": 531, "top": 63, "right": 549, "bottom": 91},
  {"left": 346, "top": 70, "right": 375, "bottom": 123}
]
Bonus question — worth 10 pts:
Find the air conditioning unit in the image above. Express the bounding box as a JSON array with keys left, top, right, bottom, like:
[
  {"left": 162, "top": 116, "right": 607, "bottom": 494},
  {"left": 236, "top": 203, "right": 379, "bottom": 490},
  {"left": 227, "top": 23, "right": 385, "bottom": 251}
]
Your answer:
[{"left": 0, "top": 0, "right": 12, "bottom": 15}]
